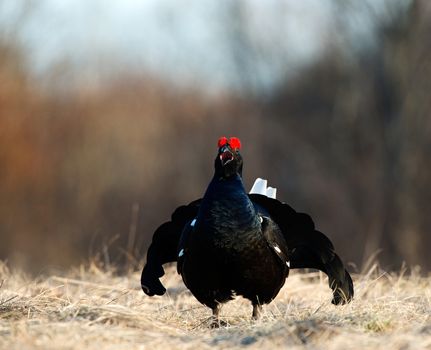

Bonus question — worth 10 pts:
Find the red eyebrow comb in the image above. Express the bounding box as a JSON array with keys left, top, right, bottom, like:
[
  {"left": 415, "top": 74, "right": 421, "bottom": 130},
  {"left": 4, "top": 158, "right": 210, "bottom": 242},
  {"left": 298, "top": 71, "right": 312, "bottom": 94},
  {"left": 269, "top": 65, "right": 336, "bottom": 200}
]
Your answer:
[
  {"left": 229, "top": 137, "right": 241, "bottom": 150},
  {"left": 218, "top": 137, "right": 228, "bottom": 148},
  {"left": 217, "top": 136, "right": 241, "bottom": 150}
]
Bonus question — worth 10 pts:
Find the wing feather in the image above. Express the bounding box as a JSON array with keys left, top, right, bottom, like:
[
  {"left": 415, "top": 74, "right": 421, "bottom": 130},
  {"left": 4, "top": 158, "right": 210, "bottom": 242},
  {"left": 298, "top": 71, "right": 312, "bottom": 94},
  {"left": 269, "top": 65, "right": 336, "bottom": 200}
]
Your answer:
[{"left": 249, "top": 194, "right": 354, "bottom": 304}]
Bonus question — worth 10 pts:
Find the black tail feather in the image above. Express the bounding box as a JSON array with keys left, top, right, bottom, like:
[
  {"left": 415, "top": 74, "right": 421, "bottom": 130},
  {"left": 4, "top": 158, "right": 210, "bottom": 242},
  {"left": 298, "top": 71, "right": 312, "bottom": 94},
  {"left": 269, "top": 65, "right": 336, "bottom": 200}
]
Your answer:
[
  {"left": 249, "top": 194, "right": 354, "bottom": 304},
  {"left": 141, "top": 200, "right": 200, "bottom": 296},
  {"left": 289, "top": 237, "right": 354, "bottom": 304},
  {"left": 141, "top": 221, "right": 178, "bottom": 296},
  {"left": 326, "top": 255, "right": 354, "bottom": 304}
]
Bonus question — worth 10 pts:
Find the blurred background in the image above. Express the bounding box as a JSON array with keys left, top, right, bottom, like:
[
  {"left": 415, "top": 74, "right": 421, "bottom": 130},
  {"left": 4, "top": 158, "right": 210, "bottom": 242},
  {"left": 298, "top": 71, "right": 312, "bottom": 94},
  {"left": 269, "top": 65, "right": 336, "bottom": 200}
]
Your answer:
[{"left": 1, "top": 0, "right": 430, "bottom": 273}]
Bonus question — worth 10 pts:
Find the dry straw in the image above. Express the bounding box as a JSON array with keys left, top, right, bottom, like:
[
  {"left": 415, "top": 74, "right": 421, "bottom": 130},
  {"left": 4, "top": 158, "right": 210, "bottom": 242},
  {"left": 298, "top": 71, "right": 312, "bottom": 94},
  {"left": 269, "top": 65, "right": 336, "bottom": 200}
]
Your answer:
[{"left": 0, "top": 261, "right": 430, "bottom": 349}]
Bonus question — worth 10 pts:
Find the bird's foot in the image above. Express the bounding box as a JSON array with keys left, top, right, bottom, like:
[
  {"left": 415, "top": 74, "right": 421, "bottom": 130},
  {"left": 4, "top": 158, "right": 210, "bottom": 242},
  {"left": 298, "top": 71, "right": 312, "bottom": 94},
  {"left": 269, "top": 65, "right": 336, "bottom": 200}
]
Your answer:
[
  {"left": 207, "top": 305, "right": 228, "bottom": 328},
  {"left": 208, "top": 317, "right": 229, "bottom": 328}
]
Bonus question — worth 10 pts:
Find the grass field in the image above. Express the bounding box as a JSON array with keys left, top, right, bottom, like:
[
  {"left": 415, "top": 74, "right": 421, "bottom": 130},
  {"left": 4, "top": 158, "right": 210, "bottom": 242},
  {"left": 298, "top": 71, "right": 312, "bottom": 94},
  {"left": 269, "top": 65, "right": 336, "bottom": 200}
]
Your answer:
[{"left": 0, "top": 261, "right": 430, "bottom": 349}]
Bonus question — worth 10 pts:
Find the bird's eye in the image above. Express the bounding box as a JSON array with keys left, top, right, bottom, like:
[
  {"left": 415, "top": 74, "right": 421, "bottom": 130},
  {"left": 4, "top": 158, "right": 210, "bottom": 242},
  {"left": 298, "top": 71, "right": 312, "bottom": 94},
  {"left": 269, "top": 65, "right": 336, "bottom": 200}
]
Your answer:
[
  {"left": 229, "top": 137, "right": 241, "bottom": 150},
  {"left": 218, "top": 137, "right": 228, "bottom": 148}
]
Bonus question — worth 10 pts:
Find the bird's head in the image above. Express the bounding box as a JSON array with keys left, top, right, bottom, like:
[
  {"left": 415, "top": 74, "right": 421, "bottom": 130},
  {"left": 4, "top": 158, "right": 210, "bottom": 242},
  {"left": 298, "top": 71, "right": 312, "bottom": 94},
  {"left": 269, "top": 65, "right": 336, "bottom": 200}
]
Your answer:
[{"left": 214, "top": 136, "right": 243, "bottom": 179}]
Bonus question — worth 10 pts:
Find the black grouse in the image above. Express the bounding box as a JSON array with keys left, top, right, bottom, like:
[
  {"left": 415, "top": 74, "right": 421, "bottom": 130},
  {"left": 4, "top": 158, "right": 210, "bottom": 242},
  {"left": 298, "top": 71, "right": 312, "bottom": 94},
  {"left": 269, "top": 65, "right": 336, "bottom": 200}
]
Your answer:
[{"left": 141, "top": 137, "right": 353, "bottom": 321}]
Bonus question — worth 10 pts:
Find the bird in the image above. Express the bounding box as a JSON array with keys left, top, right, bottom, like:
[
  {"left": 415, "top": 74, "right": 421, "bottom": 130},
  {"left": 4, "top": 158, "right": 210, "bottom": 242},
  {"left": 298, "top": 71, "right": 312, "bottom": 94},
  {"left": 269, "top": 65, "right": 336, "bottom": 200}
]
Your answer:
[{"left": 141, "top": 136, "right": 353, "bottom": 322}]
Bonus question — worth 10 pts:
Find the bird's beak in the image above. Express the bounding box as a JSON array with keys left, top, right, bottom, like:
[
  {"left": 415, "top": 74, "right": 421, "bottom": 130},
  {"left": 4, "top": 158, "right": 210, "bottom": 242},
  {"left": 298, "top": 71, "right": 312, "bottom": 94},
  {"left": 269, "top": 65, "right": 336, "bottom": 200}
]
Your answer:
[{"left": 220, "top": 149, "right": 234, "bottom": 166}]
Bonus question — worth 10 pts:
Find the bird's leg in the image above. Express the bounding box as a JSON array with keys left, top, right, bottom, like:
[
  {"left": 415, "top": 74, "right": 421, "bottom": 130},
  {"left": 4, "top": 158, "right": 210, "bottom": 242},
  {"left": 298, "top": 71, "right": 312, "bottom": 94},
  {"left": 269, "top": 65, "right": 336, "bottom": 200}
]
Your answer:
[
  {"left": 252, "top": 304, "right": 262, "bottom": 320},
  {"left": 209, "top": 304, "right": 222, "bottom": 328},
  {"left": 212, "top": 304, "right": 220, "bottom": 319}
]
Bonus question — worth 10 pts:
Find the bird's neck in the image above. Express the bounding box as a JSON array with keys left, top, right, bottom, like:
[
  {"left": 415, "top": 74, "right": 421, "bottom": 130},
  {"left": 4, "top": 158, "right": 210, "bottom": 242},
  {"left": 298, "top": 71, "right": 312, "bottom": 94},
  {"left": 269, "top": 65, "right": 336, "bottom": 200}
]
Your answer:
[
  {"left": 198, "top": 174, "right": 260, "bottom": 233},
  {"left": 206, "top": 173, "right": 246, "bottom": 198}
]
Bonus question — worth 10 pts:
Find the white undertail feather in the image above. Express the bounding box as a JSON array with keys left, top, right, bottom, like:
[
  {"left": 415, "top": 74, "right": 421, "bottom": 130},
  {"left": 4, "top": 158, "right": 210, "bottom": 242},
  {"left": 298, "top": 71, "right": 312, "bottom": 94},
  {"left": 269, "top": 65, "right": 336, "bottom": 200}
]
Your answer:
[
  {"left": 249, "top": 178, "right": 267, "bottom": 195},
  {"left": 249, "top": 178, "right": 277, "bottom": 199},
  {"left": 266, "top": 187, "right": 277, "bottom": 199}
]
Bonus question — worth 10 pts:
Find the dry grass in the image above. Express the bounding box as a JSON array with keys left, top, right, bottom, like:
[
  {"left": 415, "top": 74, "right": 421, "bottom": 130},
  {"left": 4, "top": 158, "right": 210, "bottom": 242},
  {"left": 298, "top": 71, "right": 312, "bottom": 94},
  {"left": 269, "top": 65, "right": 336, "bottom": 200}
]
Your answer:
[{"left": 0, "top": 261, "right": 430, "bottom": 350}]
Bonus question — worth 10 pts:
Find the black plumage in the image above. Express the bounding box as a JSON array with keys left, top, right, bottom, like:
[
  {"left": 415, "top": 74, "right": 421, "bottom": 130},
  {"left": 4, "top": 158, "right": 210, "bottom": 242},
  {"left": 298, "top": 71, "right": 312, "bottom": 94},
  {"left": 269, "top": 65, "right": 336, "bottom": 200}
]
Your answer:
[{"left": 141, "top": 137, "right": 353, "bottom": 320}]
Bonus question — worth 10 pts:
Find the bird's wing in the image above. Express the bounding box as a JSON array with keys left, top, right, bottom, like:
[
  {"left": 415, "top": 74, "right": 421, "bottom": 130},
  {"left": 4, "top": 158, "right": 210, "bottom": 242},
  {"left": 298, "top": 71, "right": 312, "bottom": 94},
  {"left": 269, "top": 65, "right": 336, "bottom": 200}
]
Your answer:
[
  {"left": 249, "top": 194, "right": 354, "bottom": 304},
  {"left": 260, "top": 216, "right": 290, "bottom": 269},
  {"left": 141, "top": 199, "right": 201, "bottom": 296}
]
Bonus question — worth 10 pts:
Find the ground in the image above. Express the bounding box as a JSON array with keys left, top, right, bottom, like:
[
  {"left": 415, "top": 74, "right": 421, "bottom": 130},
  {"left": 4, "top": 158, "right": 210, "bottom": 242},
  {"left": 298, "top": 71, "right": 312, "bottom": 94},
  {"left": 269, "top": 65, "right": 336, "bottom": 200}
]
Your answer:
[{"left": 0, "top": 261, "right": 430, "bottom": 349}]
